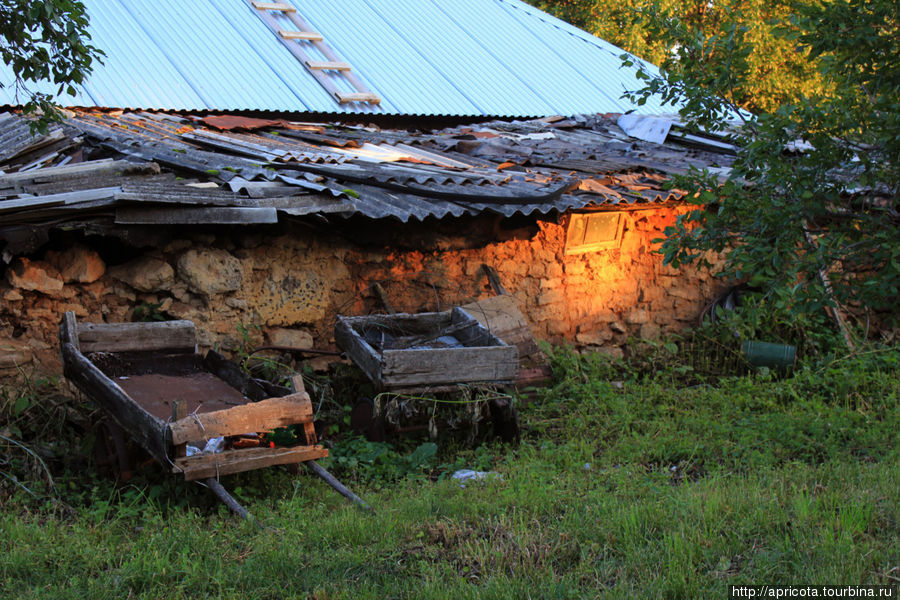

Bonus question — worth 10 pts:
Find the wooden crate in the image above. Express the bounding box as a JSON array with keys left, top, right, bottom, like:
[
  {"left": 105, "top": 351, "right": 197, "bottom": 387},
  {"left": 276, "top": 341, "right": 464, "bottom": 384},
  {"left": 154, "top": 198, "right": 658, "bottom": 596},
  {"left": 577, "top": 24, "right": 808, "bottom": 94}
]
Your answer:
[{"left": 335, "top": 307, "right": 519, "bottom": 390}]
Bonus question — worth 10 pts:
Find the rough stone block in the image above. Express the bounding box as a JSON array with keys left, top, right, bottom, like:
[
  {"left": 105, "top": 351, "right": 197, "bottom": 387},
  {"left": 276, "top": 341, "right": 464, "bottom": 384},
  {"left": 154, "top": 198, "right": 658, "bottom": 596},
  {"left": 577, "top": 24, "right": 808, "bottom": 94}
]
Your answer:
[
  {"left": 110, "top": 256, "right": 175, "bottom": 292},
  {"left": 640, "top": 322, "right": 661, "bottom": 340},
  {"left": 564, "top": 260, "right": 586, "bottom": 275},
  {"left": 576, "top": 329, "right": 613, "bottom": 345},
  {"left": 609, "top": 320, "right": 628, "bottom": 334},
  {"left": 595, "top": 345, "right": 625, "bottom": 360},
  {"left": 624, "top": 309, "right": 650, "bottom": 324},
  {"left": 540, "top": 277, "right": 565, "bottom": 291},
  {"left": 178, "top": 248, "right": 242, "bottom": 295},
  {"left": 6, "top": 258, "right": 64, "bottom": 296},
  {"left": 268, "top": 327, "right": 314, "bottom": 350},
  {"left": 537, "top": 289, "right": 567, "bottom": 306},
  {"left": 547, "top": 320, "right": 570, "bottom": 336},
  {"left": 0, "top": 337, "right": 33, "bottom": 370},
  {"left": 668, "top": 286, "right": 702, "bottom": 301},
  {"left": 45, "top": 245, "right": 105, "bottom": 283}
]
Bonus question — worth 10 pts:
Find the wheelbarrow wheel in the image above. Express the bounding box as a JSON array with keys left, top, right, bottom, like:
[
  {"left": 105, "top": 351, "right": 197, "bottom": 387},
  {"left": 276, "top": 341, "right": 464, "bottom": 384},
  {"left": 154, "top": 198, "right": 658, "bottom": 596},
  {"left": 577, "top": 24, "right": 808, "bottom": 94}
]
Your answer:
[{"left": 93, "top": 418, "right": 133, "bottom": 482}]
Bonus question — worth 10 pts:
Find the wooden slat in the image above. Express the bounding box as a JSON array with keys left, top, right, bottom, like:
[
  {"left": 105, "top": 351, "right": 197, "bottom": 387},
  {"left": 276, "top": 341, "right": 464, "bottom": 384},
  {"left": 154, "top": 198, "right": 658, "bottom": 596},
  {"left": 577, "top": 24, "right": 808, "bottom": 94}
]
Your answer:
[
  {"left": 61, "top": 343, "right": 169, "bottom": 464},
  {"left": 168, "top": 393, "right": 313, "bottom": 445},
  {"left": 305, "top": 60, "right": 351, "bottom": 71},
  {"left": 283, "top": 11, "right": 379, "bottom": 99},
  {"left": 176, "top": 445, "right": 328, "bottom": 481},
  {"left": 334, "top": 317, "right": 384, "bottom": 386},
  {"left": 381, "top": 346, "right": 518, "bottom": 387},
  {"left": 249, "top": 5, "right": 346, "bottom": 100},
  {"left": 278, "top": 29, "right": 322, "bottom": 41},
  {"left": 336, "top": 92, "right": 382, "bottom": 104},
  {"left": 251, "top": 1, "right": 296, "bottom": 12},
  {"left": 77, "top": 320, "right": 197, "bottom": 354}
]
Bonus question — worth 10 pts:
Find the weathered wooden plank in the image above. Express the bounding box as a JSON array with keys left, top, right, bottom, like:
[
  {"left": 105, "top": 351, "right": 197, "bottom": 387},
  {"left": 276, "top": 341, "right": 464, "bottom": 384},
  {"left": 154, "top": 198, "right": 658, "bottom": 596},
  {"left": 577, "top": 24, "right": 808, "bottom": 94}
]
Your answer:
[
  {"left": 176, "top": 445, "right": 328, "bottom": 481},
  {"left": 168, "top": 393, "right": 313, "bottom": 445},
  {"left": 251, "top": 1, "right": 296, "bottom": 11},
  {"left": 291, "top": 374, "right": 317, "bottom": 445},
  {"left": 336, "top": 92, "right": 382, "bottom": 105},
  {"left": 278, "top": 29, "right": 322, "bottom": 41},
  {"left": 58, "top": 311, "right": 80, "bottom": 353},
  {"left": 334, "top": 317, "right": 383, "bottom": 385},
  {"left": 305, "top": 60, "right": 351, "bottom": 71},
  {"left": 381, "top": 346, "right": 518, "bottom": 387},
  {"left": 339, "top": 312, "right": 449, "bottom": 335},
  {"left": 77, "top": 320, "right": 196, "bottom": 354},
  {"left": 115, "top": 207, "right": 278, "bottom": 225},
  {"left": 60, "top": 342, "right": 169, "bottom": 464}
]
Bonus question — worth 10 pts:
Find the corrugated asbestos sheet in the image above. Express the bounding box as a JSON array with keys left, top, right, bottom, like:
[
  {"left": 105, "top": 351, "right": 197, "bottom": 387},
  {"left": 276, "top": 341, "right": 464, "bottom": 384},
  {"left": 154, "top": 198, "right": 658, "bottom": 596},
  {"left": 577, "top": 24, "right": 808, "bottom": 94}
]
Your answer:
[
  {"left": 0, "top": 109, "right": 736, "bottom": 255},
  {"left": 0, "top": 0, "right": 678, "bottom": 118}
]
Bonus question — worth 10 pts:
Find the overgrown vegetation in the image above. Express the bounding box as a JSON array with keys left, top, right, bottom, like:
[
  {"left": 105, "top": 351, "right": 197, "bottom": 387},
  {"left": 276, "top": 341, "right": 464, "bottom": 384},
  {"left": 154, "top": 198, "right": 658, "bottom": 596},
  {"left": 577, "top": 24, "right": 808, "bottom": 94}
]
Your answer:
[
  {"left": 0, "top": 0, "right": 103, "bottom": 133},
  {"left": 623, "top": 0, "right": 899, "bottom": 339},
  {"left": 2, "top": 340, "right": 897, "bottom": 598},
  {"left": 527, "top": 0, "right": 827, "bottom": 113}
]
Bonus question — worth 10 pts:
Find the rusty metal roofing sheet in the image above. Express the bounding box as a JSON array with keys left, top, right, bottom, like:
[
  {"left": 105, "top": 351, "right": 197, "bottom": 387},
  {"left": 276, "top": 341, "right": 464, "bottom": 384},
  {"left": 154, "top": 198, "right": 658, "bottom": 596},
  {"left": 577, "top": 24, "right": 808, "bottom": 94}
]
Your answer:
[
  {"left": 1, "top": 108, "right": 730, "bottom": 235},
  {"left": 0, "top": 0, "right": 680, "bottom": 118}
]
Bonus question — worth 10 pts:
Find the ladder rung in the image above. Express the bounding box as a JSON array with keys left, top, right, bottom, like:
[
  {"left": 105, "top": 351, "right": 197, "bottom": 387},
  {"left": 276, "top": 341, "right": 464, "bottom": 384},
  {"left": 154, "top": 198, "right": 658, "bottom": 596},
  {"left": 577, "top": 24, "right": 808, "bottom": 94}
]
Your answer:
[
  {"left": 336, "top": 92, "right": 382, "bottom": 105},
  {"left": 252, "top": 2, "right": 296, "bottom": 12},
  {"left": 306, "top": 60, "right": 351, "bottom": 71},
  {"left": 278, "top": 29, "right": 323, "bottom": 41}
]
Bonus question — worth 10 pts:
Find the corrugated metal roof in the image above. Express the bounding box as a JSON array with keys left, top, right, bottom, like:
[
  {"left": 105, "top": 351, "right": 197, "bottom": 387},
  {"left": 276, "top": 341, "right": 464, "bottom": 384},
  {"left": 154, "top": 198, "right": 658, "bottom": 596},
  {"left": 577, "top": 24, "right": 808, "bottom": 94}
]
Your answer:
[
  {"left": 0, "top": 109, "right": 735, "bottom": 243},
  {"left": 0, "top": 0, "right": 678, "bottom": 118}
]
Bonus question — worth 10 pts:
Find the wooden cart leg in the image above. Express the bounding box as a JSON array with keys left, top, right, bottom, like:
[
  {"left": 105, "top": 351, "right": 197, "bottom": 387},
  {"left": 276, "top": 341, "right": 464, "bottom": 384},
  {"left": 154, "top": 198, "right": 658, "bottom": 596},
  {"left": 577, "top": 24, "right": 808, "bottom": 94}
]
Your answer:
[
  {"left": 203, "top": 477, "right": 255, "bottom": 522},
  {"left": 304, "top": 460, "right": 374, "bottom": 513}
]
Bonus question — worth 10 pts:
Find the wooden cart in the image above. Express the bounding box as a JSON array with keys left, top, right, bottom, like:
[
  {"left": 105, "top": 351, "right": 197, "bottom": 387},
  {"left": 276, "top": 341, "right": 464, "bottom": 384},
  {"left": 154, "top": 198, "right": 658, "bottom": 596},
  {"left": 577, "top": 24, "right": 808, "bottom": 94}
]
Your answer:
[
  {"left": 335, "top": 307, "right": 521, "bottom": 441},
  {"left": 59, "top": 312, "right": 369, "bottom": 516},
  {"left": 335, "top": 307, "right": 519, "bottom": 393}
]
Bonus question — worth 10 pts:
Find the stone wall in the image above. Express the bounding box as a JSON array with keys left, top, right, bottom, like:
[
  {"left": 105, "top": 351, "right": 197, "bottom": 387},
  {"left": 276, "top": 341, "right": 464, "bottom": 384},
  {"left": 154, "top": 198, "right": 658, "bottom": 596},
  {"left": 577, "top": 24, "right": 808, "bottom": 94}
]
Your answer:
[{"left": 0, "top": 207, "right": 726, "bottom": 375}]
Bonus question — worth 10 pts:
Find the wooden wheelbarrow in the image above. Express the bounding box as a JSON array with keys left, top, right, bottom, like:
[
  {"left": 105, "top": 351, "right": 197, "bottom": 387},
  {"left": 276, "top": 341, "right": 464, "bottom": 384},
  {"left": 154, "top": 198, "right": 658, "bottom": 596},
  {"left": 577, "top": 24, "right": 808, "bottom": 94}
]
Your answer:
[{"left": 59, "top": 312, "right": 370, "bottom": 519}]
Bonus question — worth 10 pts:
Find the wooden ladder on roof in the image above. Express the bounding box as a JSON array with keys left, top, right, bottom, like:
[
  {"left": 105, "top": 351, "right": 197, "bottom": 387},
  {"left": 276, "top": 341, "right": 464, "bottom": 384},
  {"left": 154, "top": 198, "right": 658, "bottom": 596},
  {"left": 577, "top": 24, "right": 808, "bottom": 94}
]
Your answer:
[{"left": 249, "top": 1, "right": 382, "bottom": 106}]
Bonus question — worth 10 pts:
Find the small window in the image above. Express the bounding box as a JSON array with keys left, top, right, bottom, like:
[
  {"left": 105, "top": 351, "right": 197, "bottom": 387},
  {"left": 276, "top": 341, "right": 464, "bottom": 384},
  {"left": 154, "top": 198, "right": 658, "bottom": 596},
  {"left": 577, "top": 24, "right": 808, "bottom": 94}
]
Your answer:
[{"left": 565, "top": 212, "right": 625, "bottom": 254}]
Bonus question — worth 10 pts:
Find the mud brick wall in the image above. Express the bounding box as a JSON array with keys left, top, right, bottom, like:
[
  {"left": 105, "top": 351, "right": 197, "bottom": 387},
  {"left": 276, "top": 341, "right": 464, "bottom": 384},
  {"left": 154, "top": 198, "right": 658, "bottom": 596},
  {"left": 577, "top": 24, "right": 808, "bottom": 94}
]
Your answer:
[{"left": 0, "top": 207, "right": 726, "bottom": 375}]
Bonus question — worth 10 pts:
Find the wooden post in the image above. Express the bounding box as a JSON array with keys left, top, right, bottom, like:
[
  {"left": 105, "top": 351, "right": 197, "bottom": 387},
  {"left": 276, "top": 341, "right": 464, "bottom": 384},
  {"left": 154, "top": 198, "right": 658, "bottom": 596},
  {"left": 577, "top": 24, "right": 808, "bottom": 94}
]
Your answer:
[
  {"left": 292, "top": 374, "right": 317, "bottom": 445},
  {"left": 171, "top": 400, "right": 188, "bottom": 459}
]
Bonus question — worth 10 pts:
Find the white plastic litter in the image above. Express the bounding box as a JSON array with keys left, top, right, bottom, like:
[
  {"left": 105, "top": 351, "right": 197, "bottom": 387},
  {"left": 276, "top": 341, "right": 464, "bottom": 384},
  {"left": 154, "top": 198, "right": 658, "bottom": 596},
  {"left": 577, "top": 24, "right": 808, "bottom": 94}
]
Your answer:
[
  {"left": 451, "top": 469, "right": 502, "bottom": 487},
  {"left": 185, "top": 436, "right": 225, "bottom": 456}
]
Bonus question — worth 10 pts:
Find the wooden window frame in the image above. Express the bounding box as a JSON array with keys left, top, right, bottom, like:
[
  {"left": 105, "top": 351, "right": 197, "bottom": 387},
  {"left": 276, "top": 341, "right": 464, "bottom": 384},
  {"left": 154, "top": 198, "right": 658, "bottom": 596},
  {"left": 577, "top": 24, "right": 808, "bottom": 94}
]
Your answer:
[{"left": 564, "top": 211, "right": 626, "bottom": 255}]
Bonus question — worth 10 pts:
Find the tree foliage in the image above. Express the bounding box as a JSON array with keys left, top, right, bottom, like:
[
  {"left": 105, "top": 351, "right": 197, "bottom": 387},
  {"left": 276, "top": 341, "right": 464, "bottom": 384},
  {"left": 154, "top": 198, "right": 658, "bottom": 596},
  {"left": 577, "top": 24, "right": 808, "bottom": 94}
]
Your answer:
[
  {"left": 527, "top": 0, "right": 826, "bottom": 113},
  {"left": 622, "top": 0, "right": 899, "bottom": 342},
  {"left": 0, "top": 0, "right": 103, "bottom": 132}
]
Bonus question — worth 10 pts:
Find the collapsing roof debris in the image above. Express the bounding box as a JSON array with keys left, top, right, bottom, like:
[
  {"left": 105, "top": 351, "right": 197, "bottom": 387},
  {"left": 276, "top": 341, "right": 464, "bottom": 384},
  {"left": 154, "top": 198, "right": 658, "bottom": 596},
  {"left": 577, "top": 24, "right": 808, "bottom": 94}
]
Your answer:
[{"left": 0, "top": 109, "right": 735, "bottom": 257}]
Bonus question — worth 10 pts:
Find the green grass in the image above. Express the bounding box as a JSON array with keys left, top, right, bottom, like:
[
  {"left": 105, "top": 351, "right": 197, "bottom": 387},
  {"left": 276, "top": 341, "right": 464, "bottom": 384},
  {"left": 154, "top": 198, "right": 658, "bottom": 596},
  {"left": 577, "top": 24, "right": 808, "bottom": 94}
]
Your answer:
[{"left": 1, "top": 348, "right": 898, "bottom": 598}]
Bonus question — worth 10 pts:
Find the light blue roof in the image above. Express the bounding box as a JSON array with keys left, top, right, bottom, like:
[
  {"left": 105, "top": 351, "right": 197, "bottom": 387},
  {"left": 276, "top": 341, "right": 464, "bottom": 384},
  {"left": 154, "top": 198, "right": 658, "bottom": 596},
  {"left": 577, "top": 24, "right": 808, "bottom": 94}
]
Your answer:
[{"left": 0, "top": 0, "right": 677, "bottom": 118}]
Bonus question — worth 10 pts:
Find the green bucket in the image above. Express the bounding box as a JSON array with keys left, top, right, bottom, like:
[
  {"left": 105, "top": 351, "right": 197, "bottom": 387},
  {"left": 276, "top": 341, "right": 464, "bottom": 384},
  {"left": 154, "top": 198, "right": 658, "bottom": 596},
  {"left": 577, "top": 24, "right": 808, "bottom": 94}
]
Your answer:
[{"left": 741, "top": 340, "right": 796, "bottom": 371}]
